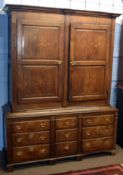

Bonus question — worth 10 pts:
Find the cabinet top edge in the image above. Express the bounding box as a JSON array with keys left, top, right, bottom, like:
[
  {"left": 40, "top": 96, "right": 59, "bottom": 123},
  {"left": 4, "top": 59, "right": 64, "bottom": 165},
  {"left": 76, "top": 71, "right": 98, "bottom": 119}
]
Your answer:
[{"left": 3, "top": 4, "right": 120, "bottom": 18}]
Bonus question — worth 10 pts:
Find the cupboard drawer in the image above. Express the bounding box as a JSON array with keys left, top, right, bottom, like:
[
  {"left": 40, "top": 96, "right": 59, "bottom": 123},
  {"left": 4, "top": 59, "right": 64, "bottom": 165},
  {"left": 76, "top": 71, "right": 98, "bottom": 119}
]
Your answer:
[
  {"left": 56, "top": 142, "right": 78, "bottom": 156},
  {"left": 12, "top": 145, "right": 50, "bottom": 162},
  {"left": 83, "top": 125, "right": 113, "bottom": 139},
  {"left": 83, "top": 115, "right": 114, "bottom": 126},
  {"left": 12, "top": 131, "right": 50, "bottom": 146},
  {"left": 56, "top": 117, "right": 77, "bottom": 129},
  {"left": 11, "top": 120, "right": 50, "bottom": 133},
  {"left": 56, "top": 129, "right": 78, "bottom": 142},
  {"left": 83, "top": 138, "right": 113, "bottom": 152}
]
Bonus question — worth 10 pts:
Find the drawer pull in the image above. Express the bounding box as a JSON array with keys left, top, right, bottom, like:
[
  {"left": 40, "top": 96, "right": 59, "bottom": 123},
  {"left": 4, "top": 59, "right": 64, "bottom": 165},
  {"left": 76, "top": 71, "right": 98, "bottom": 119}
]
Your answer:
[
  {"left": 64, "top": 145, "right": 70, "bottom": 151},
  {"left": 40, "top": 123, "right": 46, "bottom": 128},
  {"left": 86, "top": 132, "right": 90, "bottom": 136},
  {"left": 16, "top": 138, "right": 22, "bottom": 143},
  {"left": 29, "top": 147, "right": 34, "bottom": 152},
  {"left": 16, "top": 125, "right": 21, "bottom": 130},
  {"left": 86, "top": 120, "right": 92, "bottom": 124},
  {"left": 40, "top": 136, "right": 46, "bottom": 141},
  {"left": 29, "top": 133, "right": 34, "bottom": 139},
  {"left": 16, "top": 151, "right": 23, "bottom": 156},
  {"left": 65, "top": 133, "right": 70, "bottom": 138},
  {"left": 65, "top": 121, "right": 70, "bottom": 126},
  {"left": 86, "top": 143, "right": 91, "bottom": 148},
  {"left": 40, "top": 148, "right": 46, "bottom": 154}
]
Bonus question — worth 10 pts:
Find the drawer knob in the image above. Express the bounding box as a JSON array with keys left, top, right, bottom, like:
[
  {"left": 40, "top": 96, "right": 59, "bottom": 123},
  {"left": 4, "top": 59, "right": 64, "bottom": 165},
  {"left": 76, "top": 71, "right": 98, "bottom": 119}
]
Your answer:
[
  {"left": 40, "top": 136, "right": 46, "bottom": 141},
  {"left": 29, "top": 133, "right": 34, "bottom": 139},
  {"left": 65, "top": 121, "right": 69, "bottom": 126},
  {"left": 65, "top": 133, "right": 70, "bottom": 138},
  {"left": 29, "top": 147, "right": 34, "bottom": 152},
  {"left": 40, "top": 148, "right": 46, "bottom": 154},
  {"left": 16, "top": 138, "right": 22, "bottom": 143},
  {"left": 86, "top": 143, "right": 91, "bottom": 148},
  {"left": 16, "top": 125, "right": 21, "bottom": 130},
  {"left": 40, "top": 123, "right": 46, "bottom": 128},
  {"left": 87, "top": 120, "right": 92, "bottom": 124},
  {"left": 64, "top": 145, "right": 69, "bottom": 151},
  {"left": 87, "top": 132, "right": 90, "bottom": 136},
  {"left": 17, "top": 151, "right": 23, "bottom": 156}
]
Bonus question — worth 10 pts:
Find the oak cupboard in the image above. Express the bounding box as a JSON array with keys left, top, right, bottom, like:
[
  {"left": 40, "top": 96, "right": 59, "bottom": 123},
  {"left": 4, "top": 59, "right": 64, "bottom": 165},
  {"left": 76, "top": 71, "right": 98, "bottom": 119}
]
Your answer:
[{"left": 3, "top": 5, "right": 120, "bottom": 171}]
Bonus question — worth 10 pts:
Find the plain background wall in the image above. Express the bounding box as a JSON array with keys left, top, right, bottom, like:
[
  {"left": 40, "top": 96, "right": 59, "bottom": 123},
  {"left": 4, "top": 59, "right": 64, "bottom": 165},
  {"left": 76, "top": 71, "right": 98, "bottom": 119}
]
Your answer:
[{"left": 0, "top": 0, "right": 123, "bottom": 151}]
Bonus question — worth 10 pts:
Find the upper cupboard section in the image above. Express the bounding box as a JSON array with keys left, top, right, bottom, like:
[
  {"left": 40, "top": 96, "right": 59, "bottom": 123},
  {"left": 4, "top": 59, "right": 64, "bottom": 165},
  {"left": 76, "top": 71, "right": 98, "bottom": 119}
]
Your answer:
[{"left": 9, "top": 8, "right": 115, "bottom": 111}]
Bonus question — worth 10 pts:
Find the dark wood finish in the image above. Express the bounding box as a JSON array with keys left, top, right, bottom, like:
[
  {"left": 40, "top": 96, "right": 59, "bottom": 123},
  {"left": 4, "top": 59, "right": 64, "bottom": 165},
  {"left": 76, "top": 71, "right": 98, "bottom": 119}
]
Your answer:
[
  {"left": 56, "top": 116, "right": 77, "bottom": 129},
  {"left": 82, "top": 125, "right": 113, "bottom": 139},
  {"left": 56, "top": 141, "right": 78, "bottom": 156},
  {"left": 69, "top": 23, "right": 110, "bottom": 102},
  {"left": 82, "top": 137, "right": 113, "bottom": 152},
  {"left": 12, "top": 144, "right": 50, "bottom": 162},
  {"left": 4, "top": 106, "right": 117, "bottom": 168},
  {"left": 10, "top": 119, "right": 50, "bottom": 133},
  {"left": 3, "top": 5, "right": 119, "bottom": 170},
  {"left": 56, "top": 129, "right": 78, "bottom": 142},
  {"left": 12, "top": 131, "right": 50, "bottom": 146},
  {"left": 5, "top": 5, "right": 119, "bottom": 111}
]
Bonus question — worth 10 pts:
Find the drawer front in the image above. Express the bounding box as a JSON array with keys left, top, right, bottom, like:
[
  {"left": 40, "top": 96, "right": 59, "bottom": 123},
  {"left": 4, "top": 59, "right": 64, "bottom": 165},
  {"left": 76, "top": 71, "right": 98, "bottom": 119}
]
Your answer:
[
  {"left": 56, "top": 142, "right": 78, "bottom": 156},
  {"left": 56, "top": 117, "right": 77, "bottom": 129},
  {"left": 12, "top": 145, "right": 50, "bottom": 162},
  {"left": 12, "top": 131, "right": 50, "bottom": 146},
  {"left": 11, "top": 119, "right": 50, "bottom": 133},
  {"left": 56, "top": 129, "right": 78, "bottom": 142},
  {"left": 83, "top": 115, "right": 114, "bottom": 126},
  {"left": 83, "top": 125, "right": 113, "bottom": 139},
  {"left": 83, "top": 138, "right": 113, "bottom": 152}
]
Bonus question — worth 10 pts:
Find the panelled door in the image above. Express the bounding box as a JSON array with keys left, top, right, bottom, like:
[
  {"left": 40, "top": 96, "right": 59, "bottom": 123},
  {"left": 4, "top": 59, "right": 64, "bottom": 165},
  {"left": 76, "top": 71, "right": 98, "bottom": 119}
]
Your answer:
[
  {"left": 16, "top": 13, "right": 64, "bottom": 105},
  {"left": 69, "top": 23, "right": 111, "bottom": 102}
]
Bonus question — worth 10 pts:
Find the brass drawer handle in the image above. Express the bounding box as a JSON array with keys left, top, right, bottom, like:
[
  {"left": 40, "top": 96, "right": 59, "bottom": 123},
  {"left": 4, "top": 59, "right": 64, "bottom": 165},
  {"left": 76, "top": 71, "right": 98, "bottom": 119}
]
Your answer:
[
  {"left": 65, "top": 121, "right": 70, "bottom": 126},
  {"left": 106, "top": 118, "right": 111, "bottom": 122},
  {"left": 86, "top": 143, "right": 91, "bottom": 148},
  {"left": 29, "top": 147, "right": 34, "bottom": 152},
  {"left": 64, "top": 145, "right": 70, "bottom": 151},
  {"left": 16, "top": 125, "right": 22, "bottom": 130},
  {"left": 65, "top": 133, "right": 70, "bottom": 138},
  {"left": 86, "top": 132, "right": 90, "bottom": 136},
  {"left": 86, "top": 120, "right": 92, "bottom": 124},
  {"left": 16, "top": 151, "right": 23, "bottom": 156},
  {"left": 40, "top": 136, "right": 46, "bottom": 141},
  {"left": 16, "top": 138, "right": 22, "bottom": 143},
  {"left": 40, "top": 148, "right": 46, "bottom": 154},
  {"left": 29, "top": 133, "right": 34, "bottom": 139},
  {"left": 40, "top": 123, "right": 46, "bottom": 128}
]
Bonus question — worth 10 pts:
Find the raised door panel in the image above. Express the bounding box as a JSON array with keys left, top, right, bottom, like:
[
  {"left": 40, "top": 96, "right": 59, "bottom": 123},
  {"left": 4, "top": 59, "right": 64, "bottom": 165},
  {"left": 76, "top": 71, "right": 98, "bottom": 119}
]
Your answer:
[
  {"left": 16, "top": 16, "right": 64, "bottom": 104},
  {"left": 18, "top": 65, "right": 61, "bottom": 102},
  {"left": 21, "top": 25, "right": 60, "bottom": 60},
  {"left": 69, "top": 23, "right": 111, "bottom": 102}
]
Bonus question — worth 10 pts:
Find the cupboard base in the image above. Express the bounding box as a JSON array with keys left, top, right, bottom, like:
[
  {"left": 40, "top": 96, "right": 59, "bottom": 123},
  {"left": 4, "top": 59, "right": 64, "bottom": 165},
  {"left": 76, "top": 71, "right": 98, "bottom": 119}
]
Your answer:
[{"left": 3, "top": 105, "right": 117, "bottom": 171}]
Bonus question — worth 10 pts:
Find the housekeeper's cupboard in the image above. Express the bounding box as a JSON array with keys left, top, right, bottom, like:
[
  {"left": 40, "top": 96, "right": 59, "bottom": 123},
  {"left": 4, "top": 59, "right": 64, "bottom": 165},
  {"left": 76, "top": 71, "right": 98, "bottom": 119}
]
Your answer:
[{"left": 3, "top": 5, "right": 119, "bottom": 171}]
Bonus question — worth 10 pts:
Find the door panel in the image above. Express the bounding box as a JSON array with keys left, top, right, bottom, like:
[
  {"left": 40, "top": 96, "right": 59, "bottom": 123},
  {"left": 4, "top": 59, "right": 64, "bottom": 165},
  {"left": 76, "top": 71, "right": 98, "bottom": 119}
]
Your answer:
[
  {"left": 70, "top": 66, "right": 106, "bottom": 101},
  {"left": 17, "top": 16, "right": 64, "bottom": 104},
  {"left": 69, "top": 23, "right": 111, "bottom": 102},
  {"left": 22, "top": 25, "right": 60, "bottom": 60},
  {"left": 18, "top": 65, "right": 61, "bottom": 102},
  {"left": 75, "top": 29, "right": 106, "bottom": 61}
]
